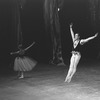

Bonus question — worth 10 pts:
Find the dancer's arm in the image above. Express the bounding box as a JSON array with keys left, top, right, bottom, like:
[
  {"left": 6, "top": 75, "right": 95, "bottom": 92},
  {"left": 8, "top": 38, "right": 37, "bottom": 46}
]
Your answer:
[
  {"left": 70, "top": 23, "right": 75, "bottom": 42},
  {"left": 24, "top": 42, "right": 35, "bottom": 51},
  {"left": 10, "top": 51, "right": 19, "bottom": 55},
  {"left": 80, "top": 33, "right": 98, "bottom": 45}
]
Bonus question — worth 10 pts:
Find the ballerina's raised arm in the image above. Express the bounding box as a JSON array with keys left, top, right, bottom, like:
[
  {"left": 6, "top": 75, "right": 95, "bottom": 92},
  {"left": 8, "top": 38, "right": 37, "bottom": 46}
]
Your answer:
[
  {"left": 24, "top": 42, "right": 35, "bottom": 51},
  {"left": 10, "top": 50, "right": 20, "bottom": 55},
  {"left": 70, "top": 23, "right": 75, "bottom": 42},
  {"left": 80, "top": 33, "right": 98, "bottom": 45}
]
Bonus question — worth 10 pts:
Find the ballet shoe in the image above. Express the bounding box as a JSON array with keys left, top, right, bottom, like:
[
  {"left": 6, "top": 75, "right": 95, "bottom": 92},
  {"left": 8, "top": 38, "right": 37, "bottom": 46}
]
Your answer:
[
  {"left": 18, "top": 75, "right": 24, "bottom": 79},
  {"left": 67, "top": 77, "right": 71, "bottom": 83},
  {"left": 64, "top": 78, "right": 68, "bottom": 82},
  {"left": 65, "top": 77, "right": 71, "bottom": 83}
]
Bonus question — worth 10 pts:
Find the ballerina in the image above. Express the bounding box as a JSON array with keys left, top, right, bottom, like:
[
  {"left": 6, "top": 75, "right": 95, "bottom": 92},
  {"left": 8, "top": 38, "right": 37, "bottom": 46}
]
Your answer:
[
  {"left": 10, "top": 42, "right": 37, "bottom": 79},
  {"left": 65, "top": 23, "right": 98, "bottom": 83}
]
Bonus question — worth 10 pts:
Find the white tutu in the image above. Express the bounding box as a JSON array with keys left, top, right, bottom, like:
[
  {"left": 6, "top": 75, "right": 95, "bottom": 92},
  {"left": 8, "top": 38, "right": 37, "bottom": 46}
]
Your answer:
[{"left": 14, "top": 56, "right": 37, "bottom": 71}]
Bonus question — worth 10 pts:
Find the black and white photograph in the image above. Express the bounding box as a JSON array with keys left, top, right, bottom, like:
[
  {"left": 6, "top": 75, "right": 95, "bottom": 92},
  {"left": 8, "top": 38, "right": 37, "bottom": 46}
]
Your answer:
[{"left": 0, "top": 0, "right": 100, "bottom": 100}]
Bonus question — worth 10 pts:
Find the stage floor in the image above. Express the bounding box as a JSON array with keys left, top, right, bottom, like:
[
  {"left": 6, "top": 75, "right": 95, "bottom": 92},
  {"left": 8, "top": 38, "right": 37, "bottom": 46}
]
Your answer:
[{"left": 0, "top": 61, "right": 100, "bottom": 100}]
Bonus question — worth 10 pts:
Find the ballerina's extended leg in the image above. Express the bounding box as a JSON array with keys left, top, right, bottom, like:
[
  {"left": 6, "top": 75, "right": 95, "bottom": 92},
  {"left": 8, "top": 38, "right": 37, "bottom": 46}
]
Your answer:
[{"left": 65, "top": 54, "right": 75, "bottom": 83}]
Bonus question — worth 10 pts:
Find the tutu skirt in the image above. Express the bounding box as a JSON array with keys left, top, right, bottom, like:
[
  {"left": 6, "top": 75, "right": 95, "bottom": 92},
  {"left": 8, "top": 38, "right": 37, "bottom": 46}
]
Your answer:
[{"left": 14, "top": 56, "right": 37, "bottom": 71}]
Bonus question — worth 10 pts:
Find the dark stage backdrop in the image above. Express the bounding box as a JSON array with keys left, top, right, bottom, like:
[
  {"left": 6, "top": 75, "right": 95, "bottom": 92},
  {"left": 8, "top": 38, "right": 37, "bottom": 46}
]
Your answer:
[{"left": 0, "top": 0, "right": 99, "bottom": 69}]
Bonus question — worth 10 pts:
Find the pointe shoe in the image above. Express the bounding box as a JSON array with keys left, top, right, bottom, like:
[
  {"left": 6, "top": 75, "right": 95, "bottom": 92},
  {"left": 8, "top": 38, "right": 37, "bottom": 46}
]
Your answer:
[
  {"left": 19, "top": 75, "right": 24, "bottom": 79},
  {"left": 64, "top": 77, "right": 68, "bottom": 82},
  {"left": 65, "top": 77, "right": 71, "bottom": 83},
  {"left": 67, "top": 77, "right": 71, "bottom": 83}
]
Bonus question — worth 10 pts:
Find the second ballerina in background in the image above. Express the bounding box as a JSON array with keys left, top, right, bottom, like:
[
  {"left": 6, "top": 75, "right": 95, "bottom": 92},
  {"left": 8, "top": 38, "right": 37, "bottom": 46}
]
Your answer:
[
  {"left": 65, "top": 23, "right": 98, "bottom": 83},
  {"left": 10, "top": 42, "right": 37, "bottom": 79}
]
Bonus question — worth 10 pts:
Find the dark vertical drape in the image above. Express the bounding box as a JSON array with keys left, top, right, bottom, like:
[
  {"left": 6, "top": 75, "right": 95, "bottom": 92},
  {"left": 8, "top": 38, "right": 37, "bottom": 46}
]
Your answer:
[
  {"left": 44, "top": 0, "right": 64, "bottom": 62},
  {"left": 11, "top": 0, "right": 26, "bottom": 49},
  {"left": 88, "top": 0, "right": 100, "bottom": 31}
]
